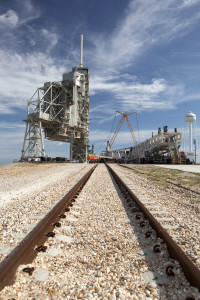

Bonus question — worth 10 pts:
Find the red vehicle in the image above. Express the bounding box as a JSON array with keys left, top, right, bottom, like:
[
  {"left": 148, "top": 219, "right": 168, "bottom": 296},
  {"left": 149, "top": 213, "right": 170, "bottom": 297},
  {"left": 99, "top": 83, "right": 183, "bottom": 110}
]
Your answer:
[{"left": 87, "top": 154, "right": 99, "bottom": 163}]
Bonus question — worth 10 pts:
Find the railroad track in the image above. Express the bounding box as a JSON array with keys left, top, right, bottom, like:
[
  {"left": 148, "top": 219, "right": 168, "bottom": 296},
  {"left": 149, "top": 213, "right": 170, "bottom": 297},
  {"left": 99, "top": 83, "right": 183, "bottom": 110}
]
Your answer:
[
  {"left": 118, "top": 163, "right": 200, "bottom": 216},
  {"left": 106, "top": 164, "right": 200, "bottom": 293},
  {"left": 0, "top": 165, "right": 97, "bottom": 291},
  {"left": 0, "top": 163, "right": 199, "bottom": 299},
  {"left": 166, "top": 180, "right": 200, "bottom": 196},
  {"left": 119, "top": 163, "right": 200, "bottom": 196}
]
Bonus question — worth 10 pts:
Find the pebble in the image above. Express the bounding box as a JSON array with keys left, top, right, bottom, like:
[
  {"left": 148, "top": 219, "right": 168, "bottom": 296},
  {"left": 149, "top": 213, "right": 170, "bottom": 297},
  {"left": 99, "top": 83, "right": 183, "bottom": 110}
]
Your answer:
[{"left": 0, "top": 163, "right": 200, "bottom": 299}]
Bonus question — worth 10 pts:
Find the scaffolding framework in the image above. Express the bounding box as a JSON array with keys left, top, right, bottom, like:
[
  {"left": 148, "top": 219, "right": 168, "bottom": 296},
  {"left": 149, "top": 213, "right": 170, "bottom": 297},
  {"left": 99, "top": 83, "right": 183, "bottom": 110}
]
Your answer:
[
  {"left": 21, "top": 100, "right": 45, "bottom": 160},
  {"left": 21, "top": 66, "right": 90, "bottom": 162}
]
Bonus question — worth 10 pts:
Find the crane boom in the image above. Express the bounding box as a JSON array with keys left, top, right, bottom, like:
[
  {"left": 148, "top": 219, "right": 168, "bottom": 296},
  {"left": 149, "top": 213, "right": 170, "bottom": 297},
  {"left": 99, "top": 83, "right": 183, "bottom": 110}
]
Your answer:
[
  {"left": 109, "top": 111, "right": 137, "bottom": 149},
  {"left": 109, "top": 116, "right": 125, "bottom": 148},
  {"left": 126, "top": 116, "right": 137, "bottom": 145}
]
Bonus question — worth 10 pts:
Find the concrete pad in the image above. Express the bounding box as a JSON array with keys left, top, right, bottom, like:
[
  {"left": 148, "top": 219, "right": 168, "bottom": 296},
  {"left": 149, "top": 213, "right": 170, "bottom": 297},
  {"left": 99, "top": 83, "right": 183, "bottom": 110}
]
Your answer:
[
  {"left": 61, "top": 225, "right": 74, "bottom": 232},
  {"left": 156, "top": 217, "right": 174, "bottom": 221},
  {"left": 163, "top": 224, "right": 179, "bottom": 229},
  {"left": 78, "top": 196, "right": 86, "bottom": 200},
  {"left": 73, "top": 205, "right": 81, "bottom": 210},
  {"left": 150, "top": 211, "right": 169, "bottom": 215},
  {"left": 144, "top": 205, "right": 158, "bottom": 209},
  {"left": 55, "top": 235, "right": 73, "bottom": 243},
  {"left": 72, "top": 211, "right": 81, "bottom": 216},
  {"left": 67, "top": 216, "right": 78, "bottom": 222},
  {"left": 135, "top": 193, "right": 147, "bottom": 196},
  {"left": 155, "top": 164, "right": 200, "bottom": 174},
  {"left": 46, "top": 248, "right": 62, "bottom": 257},
  {"left": 127, "top": 186, "right": 138, "bottom": 189},
  {"left": 34, "top": 268, "right": 49, "bottom": 282}
]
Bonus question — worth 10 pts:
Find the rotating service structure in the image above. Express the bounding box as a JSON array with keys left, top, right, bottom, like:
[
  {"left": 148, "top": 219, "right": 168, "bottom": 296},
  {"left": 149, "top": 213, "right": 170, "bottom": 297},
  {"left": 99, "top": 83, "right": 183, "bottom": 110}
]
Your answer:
[{"left": 21, "top": 36, "right": 90, "bottom": 163}]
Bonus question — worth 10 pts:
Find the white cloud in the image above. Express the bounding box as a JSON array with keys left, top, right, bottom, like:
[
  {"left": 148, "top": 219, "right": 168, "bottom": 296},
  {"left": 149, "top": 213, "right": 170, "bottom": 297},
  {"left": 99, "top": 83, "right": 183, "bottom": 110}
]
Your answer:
[
  {"left": 90, "top": 104, "right": 115, "bottom": 116},
  {"left": 0, "top": 1, "right": 43, "bottom": 54},
  {"left": 0, "top": 51, "right": 68, "bottom": 112},
  {"left": 90, "top": 128, "right": 156, "bottom": 145},
  {"left": 181, "top": 0, "right": 200, "bottom": 7},
  {"left": 0, "top": 122, "right": 25, "bottom": 163},
  {"left": 0, "top": 0, "right": 40, "bottom": 30},
  {"left": 0, "top": 122, "right": 25, "bottom": 129},
  {"left": 41, "top": 29, "right": 59, "bottom": 51},
  {"left": 89, "top": 130, "right": 110, "bottom": 142},
  {"left": 0, "top": 105, "right": 17, "bottom": 114},
  {"left": 91, "top": 76, "right": 168, "bottom": 96},
  {"left": 0, "top": 10, "right": 19, "bottom": 27},
  {"left": 90, "top": 75, "right": 184, "bottom": 112},
  {"left": 0, "top": 0, "right": 199, "bottom": 117},
  {"left": 95, "top": 115, "right": 117, "bottom": 125},
  {"left": 16, "top": 0, "right": 41, "bottom": 25},
  {"left": 88, "top": 0, "right": 200, "bottom": 72},
  {"left": 85, "top": 0, "right": 200, "bottom": 112}
]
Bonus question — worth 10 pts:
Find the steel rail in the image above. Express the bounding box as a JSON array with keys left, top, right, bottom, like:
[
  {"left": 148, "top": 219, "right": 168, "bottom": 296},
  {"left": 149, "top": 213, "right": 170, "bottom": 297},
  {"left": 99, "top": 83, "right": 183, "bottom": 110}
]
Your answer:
[
  {"left": 119, "top": 164, "right": 200, "bottom": 196},
  {"left": 106, "top": 164, "right": 200, "bottom": 291},
  {"left": 166, "top": 180, "right": 200, "bottom": 196},
  {"left": 0, "top": 164, "right": 97, "bottom": 291}
]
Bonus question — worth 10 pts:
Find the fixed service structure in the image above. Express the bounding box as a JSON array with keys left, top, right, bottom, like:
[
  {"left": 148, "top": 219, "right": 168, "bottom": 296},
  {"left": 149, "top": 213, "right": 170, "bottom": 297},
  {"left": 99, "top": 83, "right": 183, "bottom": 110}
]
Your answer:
[{"left": 21, "top": 35, "right": 90, "bottom": 162}]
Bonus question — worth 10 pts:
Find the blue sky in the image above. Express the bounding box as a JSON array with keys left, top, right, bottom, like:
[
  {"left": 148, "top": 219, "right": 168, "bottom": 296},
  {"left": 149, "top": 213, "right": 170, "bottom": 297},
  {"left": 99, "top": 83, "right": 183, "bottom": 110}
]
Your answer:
[{"left": 0, "top": 0, "right": 200, "bottom": 164}]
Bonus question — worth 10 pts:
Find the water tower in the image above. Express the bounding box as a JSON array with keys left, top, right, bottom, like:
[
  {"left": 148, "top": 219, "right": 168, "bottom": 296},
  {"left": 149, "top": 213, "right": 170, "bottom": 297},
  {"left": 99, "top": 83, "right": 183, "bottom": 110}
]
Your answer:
[{"left": 184, "top": 111, "right": 196, "bottom": 162}]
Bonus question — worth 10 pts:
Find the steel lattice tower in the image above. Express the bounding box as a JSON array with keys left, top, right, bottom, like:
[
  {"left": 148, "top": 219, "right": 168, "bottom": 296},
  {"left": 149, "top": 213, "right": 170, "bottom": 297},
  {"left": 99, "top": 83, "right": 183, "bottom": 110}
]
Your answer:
[{"left": 21, "top": 35, "right": 90, "bottom": 162}]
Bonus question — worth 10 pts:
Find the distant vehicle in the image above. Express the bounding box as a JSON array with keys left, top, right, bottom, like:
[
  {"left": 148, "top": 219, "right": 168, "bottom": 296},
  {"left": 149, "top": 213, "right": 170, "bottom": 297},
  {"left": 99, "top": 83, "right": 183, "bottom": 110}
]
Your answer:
[{"left": 87, "top": 154, "right": 99, "bottom": 163}]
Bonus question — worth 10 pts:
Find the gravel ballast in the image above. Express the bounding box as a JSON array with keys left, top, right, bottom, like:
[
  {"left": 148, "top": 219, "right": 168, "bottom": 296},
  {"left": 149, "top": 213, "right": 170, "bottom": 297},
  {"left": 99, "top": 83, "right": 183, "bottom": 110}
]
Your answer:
[{"left": 0, "top": 163, "right": 199, "bottom": 299}]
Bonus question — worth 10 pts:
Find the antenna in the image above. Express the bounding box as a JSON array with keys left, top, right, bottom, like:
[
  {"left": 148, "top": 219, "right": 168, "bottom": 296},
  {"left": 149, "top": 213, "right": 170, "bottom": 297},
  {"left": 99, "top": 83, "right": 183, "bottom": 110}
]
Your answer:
[{"left": 80, "top": 34, "right": 83, "bottom": 67}]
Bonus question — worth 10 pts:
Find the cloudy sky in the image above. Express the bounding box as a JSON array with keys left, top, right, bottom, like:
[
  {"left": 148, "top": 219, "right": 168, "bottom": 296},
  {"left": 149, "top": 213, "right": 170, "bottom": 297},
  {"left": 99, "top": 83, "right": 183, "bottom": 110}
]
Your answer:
[{"left": 0, "top": 0, "right": 200, "bottom": 164}]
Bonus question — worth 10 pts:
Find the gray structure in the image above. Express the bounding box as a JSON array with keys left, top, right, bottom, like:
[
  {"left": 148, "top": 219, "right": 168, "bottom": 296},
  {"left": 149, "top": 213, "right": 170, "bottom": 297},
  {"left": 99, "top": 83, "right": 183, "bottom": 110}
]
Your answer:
[
  {"left": 103, "top": 127, "right": 182, "bottom": 163},
  {"left": 21, "top": 35, "right": 90, "bottom": 162}
]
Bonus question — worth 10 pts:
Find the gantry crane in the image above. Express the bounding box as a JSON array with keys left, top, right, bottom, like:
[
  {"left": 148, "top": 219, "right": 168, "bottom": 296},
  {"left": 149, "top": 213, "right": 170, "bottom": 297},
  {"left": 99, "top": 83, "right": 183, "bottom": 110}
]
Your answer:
[{"left": 108, "top": 111, "right": 137, "bottom": 150}]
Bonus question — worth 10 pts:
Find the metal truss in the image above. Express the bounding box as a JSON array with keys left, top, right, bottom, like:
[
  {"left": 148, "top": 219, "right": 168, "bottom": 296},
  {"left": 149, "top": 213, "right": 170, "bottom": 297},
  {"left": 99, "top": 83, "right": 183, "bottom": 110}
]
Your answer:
[
  {"left": 21, "top": 99, "right": 45, "bottom": 160},
  {"left": 21, "top": 66, "right": 89, "bottom": 162},
  {"left": 71, "top": 138, "right": 88, "bottom": 162}
]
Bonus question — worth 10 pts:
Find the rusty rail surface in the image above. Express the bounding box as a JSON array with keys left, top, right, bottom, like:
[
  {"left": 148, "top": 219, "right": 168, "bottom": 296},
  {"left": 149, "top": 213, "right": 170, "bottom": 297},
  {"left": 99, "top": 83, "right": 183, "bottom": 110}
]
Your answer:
[
  {"left": 0, "top": 165, "right": 97, "bottom": 291},
  {"left": 107, "top": 164, "right": 200, "bottom": 291},
  {"left": 119, "top": 164, "right": 200, "bottom": 196}
]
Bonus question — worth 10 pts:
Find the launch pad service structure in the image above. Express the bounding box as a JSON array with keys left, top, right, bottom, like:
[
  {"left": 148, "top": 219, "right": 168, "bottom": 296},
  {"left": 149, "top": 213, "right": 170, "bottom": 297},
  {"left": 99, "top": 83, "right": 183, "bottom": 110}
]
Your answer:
[{"left": 21, "top": 35, "right": 90, "bottom": 163}]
